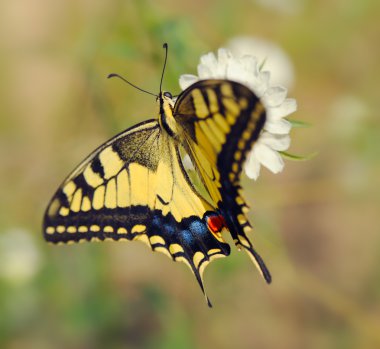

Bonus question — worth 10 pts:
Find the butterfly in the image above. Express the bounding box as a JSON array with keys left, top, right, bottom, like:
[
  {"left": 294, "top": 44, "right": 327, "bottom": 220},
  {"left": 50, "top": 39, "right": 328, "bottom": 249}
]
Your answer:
[{"left": 43, "top": 45, "right": 271, "bottom": 306}]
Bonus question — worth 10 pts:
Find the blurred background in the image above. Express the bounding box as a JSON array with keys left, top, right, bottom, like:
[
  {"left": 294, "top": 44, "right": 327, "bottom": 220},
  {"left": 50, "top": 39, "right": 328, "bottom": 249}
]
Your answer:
[{"left": 1, "top": 0, "right": 380, "bottom": 348}]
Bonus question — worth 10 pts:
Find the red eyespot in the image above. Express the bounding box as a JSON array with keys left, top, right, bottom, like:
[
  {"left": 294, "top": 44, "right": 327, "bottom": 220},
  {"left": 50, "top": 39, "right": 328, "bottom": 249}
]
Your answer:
[{"left": 206, "top": 214, "right": 227, "bottom": 233}]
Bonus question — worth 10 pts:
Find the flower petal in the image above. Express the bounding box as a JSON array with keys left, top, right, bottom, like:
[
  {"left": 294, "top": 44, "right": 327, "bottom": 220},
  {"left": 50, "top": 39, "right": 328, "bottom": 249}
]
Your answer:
[
  {"left": 197, "top": 63, "right": 212, "bottom": 79},
  {"left": 182, "top": 154, "right": 195, "bottom": 170},
  {"left": 226, "top": 59, "right": 248, "bottom": 84},
  {"left": 264, "top": 118, "right": 292, "bottom": 134},
  {"left": 263, "top": 86, "right": 288, "bottom": 107},
  {"left": 245, "top": 149, "right": 262, "bottom": 180},
  {"left": 179, "top": 74, "right": 199, "bottom": 90},
  {"left": 240, "top": 55, "right": 259, "bottom": 77},
  {"left": 254, "top": 142, "right": 285, "bottom": 174},
  {"left": 267, "top": 98, "right": 297, "bottom": 119},
  {"left": 200, "top": 52, "right": 218, "bottom": 70},
  {"left": 249, "top": 70, "right": 270, "bottom": 97},
  {"left": 260, "top": 132, "right": 291, "bottom": 151},
  {"left": 217, "top": 48, "right": 231, "bottom": 64}
]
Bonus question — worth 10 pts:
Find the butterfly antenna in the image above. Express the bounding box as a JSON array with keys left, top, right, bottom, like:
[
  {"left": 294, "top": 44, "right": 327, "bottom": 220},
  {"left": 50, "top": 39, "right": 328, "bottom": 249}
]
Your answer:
[
  {"left": 107, "top": 73, "right": 157, "bottom": 97},
  {"left": 159, "top": 43, "right": 168, "bottom": 93}
]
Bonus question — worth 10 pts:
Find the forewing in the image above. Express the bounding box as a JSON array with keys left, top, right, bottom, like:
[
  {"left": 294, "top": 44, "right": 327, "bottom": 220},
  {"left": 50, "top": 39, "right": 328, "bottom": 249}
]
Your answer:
[
  {"left": 44, "top": 120, "right": 161, "bottom": 243},
  {"left": 174, "top": 79, "right": 271, "bottom": 283}
]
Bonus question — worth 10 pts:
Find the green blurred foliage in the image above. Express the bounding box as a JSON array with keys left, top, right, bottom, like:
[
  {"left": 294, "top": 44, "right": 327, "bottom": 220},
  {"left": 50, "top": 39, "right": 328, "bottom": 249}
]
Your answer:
[{"left": 1, "top": 0, "right": 380, "bottom": 348}]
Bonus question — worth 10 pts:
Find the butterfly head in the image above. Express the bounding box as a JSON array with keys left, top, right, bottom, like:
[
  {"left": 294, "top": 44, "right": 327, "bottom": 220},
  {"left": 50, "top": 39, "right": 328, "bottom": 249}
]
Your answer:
[
  {"left": 158, "top": 91, "right": 178, "bottom": 137},
  {"left": 159, "top": 91, "right": 174, "bottom": 104}
]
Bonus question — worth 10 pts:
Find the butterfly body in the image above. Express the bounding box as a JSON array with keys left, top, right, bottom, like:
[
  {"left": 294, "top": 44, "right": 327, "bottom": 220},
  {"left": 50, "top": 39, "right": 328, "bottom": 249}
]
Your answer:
[{"left": 44, "top": 79, "right": 271, "bottom": 306}]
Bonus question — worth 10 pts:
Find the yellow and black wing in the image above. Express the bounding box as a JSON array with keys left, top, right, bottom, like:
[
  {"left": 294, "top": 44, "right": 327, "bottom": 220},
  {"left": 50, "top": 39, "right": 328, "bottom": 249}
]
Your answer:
[
  {"left": 43, "top": 119, "right": 230, "bottom": 305},
  {"left": 174, "top": 79, "right": 271, "bottom": 283}
]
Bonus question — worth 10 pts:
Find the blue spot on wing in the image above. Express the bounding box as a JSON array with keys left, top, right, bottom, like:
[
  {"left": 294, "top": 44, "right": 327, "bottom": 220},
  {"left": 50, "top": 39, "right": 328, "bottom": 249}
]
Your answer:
[
  {"left": 180, "top": 229, "right": 194, "bottom": 245},
  {"left": 163, "top": 223, "right": 176, "bottom": 235},
  {"left": 152, "top": 215, "right": 162, "bottom": 228},
  {"left": 189, "top": 220, "right": 208, "bottom": 237}
]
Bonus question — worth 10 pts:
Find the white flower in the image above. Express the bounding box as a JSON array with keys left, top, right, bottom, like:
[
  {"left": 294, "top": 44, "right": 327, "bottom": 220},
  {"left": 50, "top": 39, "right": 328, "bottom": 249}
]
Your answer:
[
  {"left": 179, "top": 48, "right": 297, "bottom": 180},
  {"left": 226, "top": 36, "right": 295, "bottom": 90}
]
